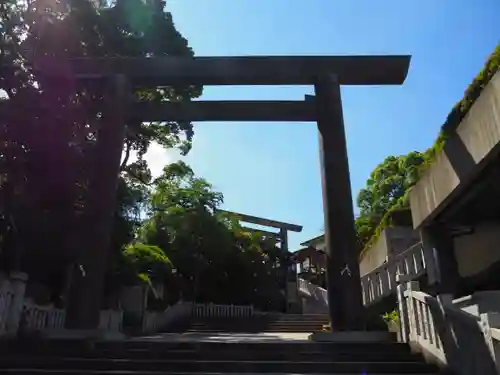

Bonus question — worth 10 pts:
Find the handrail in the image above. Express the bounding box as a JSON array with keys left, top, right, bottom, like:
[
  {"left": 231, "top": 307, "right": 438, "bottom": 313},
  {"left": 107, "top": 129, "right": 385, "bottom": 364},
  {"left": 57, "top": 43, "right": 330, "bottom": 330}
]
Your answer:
[
  {"left": 361, "top": 241, "right": 425, "bottom": 306},
  {"left": 297, "top": 278, "right": 328, "bottom": 305},
  {"left": 297, "top": 242, "right": 427, "bottom": 308},
  {"left": 398, "top": 280, "right": 500, "bottom": 375},
  {"left": 491, "top": 328, "right": 500, "bottom": 342}
]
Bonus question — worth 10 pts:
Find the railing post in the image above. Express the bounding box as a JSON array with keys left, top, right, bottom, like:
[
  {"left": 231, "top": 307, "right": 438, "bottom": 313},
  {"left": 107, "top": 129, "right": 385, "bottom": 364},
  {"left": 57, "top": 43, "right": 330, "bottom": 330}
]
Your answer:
[
  {"left": 396, "top": 274, "right": 410, "bottom": 343},
  {"left": 480, "top": 312, "right": 500, "bottom": 374},
  {"left": 380, "top": 267, "right": 390, "bottom": 298},
  {"left": 421, "top": 231, "right": 440, "bottom": 286},
  {"left": 406, "top": 279, "right": 420, "bottom": 342},
  {"left": 6, "top": 272, "right": 28, "bottom": 335},
  {"left": 360, "top": 277, "right": 368, "bottom": 306}
]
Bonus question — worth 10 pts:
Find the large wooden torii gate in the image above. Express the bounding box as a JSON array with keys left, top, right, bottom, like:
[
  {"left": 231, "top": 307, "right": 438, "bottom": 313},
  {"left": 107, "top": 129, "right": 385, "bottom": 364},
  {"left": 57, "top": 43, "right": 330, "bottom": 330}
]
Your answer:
[{"left": 38, "top": 55, "right": 411, "bottom": 331}]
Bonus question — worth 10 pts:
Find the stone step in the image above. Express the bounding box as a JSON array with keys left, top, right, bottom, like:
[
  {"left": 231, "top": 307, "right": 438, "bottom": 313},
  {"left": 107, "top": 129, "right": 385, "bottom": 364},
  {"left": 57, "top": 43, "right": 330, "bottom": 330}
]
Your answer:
[
  {"left": 191, "top": 319, "right": 328, "bottom": 325},
  {"left": 188, "top": 327, "right": 326, "bottom": 329},
  {"left": 187, "top": 327, "right": 326, "bottom": 332},
  {"left": 189, "top": 322, "right": 328, "bottom": 325},
  {"left": 188, "top": 322, "right": 328, "bottom": 330},
  {"left": 0, "top": 348, "right": 420, "bottom": 362},
  {"left": 258, "top": 315, "right": 329, "bottom": 320},
  {"left": 191, "top": 319, "right": 329, "bottom": 321},
  {"left": 0, "top": 357, "right": 439, "bottom": 373},
  {"left": 186, "top": 329, "right": 323, "bottom": 333},
  {"left": 0, "top": 371, "right": 442, "bottom": 375},
  {"left": 189, "top": 324, "right": 326, "bottom": 327},
  {"left": 191, "top": 316, "right": 329, "bottom": 322},
  {"left": 0, "top": 340, "right": 410, "bottom": 354}
]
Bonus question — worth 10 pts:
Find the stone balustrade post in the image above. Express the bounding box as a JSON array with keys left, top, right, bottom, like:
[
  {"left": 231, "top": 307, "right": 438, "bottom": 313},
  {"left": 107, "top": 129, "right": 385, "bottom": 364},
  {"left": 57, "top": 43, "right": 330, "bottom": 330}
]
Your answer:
[
  {"left": 405, "top": 279, "right": 420, "bottom": 342},
  {"left": 396, "top": 274, "right": 410, "bottom": 343},
  {"left": 480, "top": 312, "right": 500, "bottom": 374},
  {"left": 6, "top": 271, "right": 28, "bottom": 335}
]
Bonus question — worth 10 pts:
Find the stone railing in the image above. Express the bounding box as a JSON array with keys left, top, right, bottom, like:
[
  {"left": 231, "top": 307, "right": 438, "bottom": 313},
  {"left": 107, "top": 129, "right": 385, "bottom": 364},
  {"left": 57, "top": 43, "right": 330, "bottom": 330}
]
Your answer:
[
  {"left": 18, "top": 304, "right": 123, "bottom": 334},
  {"left": 0, "top": 281, "right": 14, "bottom": 335},
  {"left": 361, "top": 242, "right": 426, "bottom": 306},
  {"left": 142, "top": 301, "right": 191, "bottom": 334},
  {"left": 296, "top": 242, "right": 427, "bottom": 308},
  {"left": 22, "top": 302, "right": 66, "bottom": 331},
  {"left": 297, "top": 278, "right": 328, "bottom": 305},
  {"left": 398, "top": 280, "right": 500, "bottom": 375},
  {"left": 191, "top": 303, "right": 254, "bottom": 318}
]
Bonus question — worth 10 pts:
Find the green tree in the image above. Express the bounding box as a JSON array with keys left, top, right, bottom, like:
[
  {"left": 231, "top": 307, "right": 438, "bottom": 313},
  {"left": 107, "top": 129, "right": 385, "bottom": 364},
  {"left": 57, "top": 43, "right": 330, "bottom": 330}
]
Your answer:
[
  {"left": 356, "top": 152, "right": 425, "bottom": 219},
  {"left": 0, "top": 0, "right": 201, "bottom": 309},
  {"left": 355, "top": 151, "right": 425, "bottom": 250},
  {"left": 122, "top": 243, "right": 173, "bottom": 284},
  {"left": 136, "top": 161, "right": 285, "bottom": 310}
]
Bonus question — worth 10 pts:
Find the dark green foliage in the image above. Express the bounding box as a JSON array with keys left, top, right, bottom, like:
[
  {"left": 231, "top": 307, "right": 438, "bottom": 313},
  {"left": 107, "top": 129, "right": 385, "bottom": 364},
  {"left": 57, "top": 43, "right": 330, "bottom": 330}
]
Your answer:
[
  {"left": 442, "top": 43, "right": 500, "bottom": 135},
  {"left": 419, "top": 43, "right": 500, "bottom": 171},
  {"left": 355, "top": 152, "right": 424, "bottom": 255},
  {"left": 0, "top": 0, "right": 200, "bottom": 299}
]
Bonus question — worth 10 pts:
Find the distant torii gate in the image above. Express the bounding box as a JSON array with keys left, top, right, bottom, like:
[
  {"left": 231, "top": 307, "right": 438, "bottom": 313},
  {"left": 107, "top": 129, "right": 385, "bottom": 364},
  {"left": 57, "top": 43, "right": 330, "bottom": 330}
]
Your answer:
[
  {"left": 219, "top": 209, "right": 303, "bottom": 311},
  {"left": 37, "top": 55, "right": 410, "bottom": 331}
]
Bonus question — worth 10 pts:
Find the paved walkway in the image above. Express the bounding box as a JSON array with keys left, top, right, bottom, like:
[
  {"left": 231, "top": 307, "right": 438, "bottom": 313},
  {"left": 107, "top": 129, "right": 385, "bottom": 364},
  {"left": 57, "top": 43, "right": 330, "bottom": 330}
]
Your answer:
[{"left": 133, "top": 332, "right": 310, "bottom": 343}]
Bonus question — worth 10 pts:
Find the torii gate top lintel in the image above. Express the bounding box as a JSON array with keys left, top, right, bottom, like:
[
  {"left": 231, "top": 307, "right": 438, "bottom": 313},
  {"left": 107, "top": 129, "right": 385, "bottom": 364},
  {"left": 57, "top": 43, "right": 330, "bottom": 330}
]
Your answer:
[
  {"left": 39, "top": 55, "right": 411, "bottom": 86},
  {"left": 219, "top": 209, "right": 303, "bottom": 233}
]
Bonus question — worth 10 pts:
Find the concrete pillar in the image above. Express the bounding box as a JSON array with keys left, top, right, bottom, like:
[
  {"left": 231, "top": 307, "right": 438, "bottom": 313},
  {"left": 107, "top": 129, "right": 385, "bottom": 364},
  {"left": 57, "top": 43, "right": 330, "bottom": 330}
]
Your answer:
[
  {"left": 423, "top": 223, "right": 460, "bottom": 296},
  {"left": 6, "top": 271, "right": 28, "bottom": 335},
  {"left": 313, "top": 75, "right": 364, "bottom": 331},
  {"left": 420, "top": 229, "right": 440, "bottom": 286}
]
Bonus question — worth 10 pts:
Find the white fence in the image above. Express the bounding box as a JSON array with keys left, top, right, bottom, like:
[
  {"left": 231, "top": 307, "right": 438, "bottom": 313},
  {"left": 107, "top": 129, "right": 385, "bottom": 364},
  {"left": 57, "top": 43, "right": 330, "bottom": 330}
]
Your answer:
[
  {"left": 398, "top": 280, "right": 500, "bottom": 375},
  {"left": 361, "top": 242, "right": 426, "bottom": 306},
  {"left": 142, "top": 302, "right": 256, "bottom": 334},
  {"left": 0, "top": 271, "right": 256, "bottom": 337},
  {"left": 0, "top": 272, "right": 124, "bottom": 336},
  {"left": 191, "top": 303, "right": 254, "bottom": 318}
]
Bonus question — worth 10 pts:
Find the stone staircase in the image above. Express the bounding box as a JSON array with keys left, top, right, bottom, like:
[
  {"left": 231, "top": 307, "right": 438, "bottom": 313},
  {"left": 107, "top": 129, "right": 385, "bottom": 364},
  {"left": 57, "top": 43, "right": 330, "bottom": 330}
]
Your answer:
[
  {"left": 188, "top": 313, "right": 329, "bottom": 333},
  {"left": 0, "top": 338, "right": 444, "bottom": 374}
]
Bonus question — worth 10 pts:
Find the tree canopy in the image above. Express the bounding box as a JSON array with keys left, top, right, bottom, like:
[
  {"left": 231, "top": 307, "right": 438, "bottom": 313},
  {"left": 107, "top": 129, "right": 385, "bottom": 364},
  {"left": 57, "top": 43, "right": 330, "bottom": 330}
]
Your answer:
[
  {"left": 355, "top": 152, "right": 425, "bottom": 253},
  {"left": 1, "top": 0, "right": 290, "bottom": 312},
  {"left": 133, "top": 161, "right": 286, "bottom": 310},
  {"left": 0, "top": 0, "right": 199, "bottom": 271}
]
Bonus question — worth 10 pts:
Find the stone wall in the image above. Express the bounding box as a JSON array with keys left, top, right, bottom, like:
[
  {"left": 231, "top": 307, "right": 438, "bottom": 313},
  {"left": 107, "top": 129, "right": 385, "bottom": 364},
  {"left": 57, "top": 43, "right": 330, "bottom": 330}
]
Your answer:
[
  {"left": 454, "top": 222, "right": 500, "bottom": 278},
  {"left": 359, "top": 226, "right": 420, "bottom": 276},
  {"left": 410, "top": 71, "right": 500, "bottom": 228}
]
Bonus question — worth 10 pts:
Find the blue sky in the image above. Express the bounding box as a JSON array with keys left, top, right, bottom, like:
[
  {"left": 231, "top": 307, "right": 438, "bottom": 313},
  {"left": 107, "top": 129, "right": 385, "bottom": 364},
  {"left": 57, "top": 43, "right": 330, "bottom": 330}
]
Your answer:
[{"left": 146, "top": 0, "right": 499, "bottom": 250}]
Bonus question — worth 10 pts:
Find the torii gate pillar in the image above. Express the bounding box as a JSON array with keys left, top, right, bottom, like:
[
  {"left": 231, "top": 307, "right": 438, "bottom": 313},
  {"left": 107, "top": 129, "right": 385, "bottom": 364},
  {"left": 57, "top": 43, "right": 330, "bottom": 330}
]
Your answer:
[{"left": 314, "top": 75, "right": 364, "bottom": 330}]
